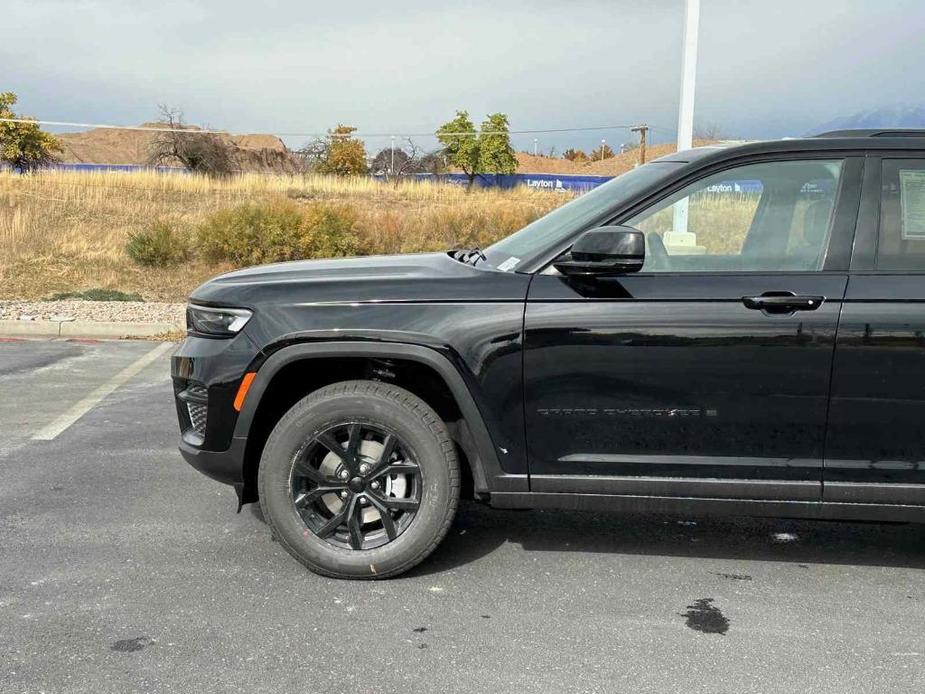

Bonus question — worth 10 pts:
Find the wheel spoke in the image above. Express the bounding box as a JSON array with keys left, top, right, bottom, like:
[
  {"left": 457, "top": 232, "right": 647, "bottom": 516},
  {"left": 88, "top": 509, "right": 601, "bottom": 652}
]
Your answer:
[
  {"left": 292, "top": 458, "right": 330, "bottom": 485},
  {"left": 367, "top": 433, "right": 397, "bottom": 476},
  {"left": 316, "top": 501, "right": 351, "bottom": 539},
  {"left": 345, "top": 424, "right": 362, "bottom": 463},
  {"left": 294, "top": 485, "right": 342, "bottom": 508},
  {"left": 366, "top": 494, "right": 398, "bottom": 540},
  {"left": 370, "top": 490, "right": 420, "bottom": 511},
  {"left": 315, "top": 429, "right": 359, "bottom": 474},
  {"left": 346, "top": 496, "right": 364, "bottom": 550},
  {"left": 315, "top": 431, "right": 347, "bottom": 461},
  {"left": 372, "top": 460, "right": 419, "bottom": 479}
]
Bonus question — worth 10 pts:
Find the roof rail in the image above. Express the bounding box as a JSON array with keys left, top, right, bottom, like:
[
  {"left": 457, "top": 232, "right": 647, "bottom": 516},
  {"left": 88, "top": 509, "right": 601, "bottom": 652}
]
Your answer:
[{"left": 814, "top": 129, "right": 925, "bottom": 138}]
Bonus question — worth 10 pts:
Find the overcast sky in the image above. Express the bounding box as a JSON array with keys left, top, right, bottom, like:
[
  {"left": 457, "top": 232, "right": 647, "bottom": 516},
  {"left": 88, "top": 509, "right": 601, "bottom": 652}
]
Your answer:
[{"left": 5, "top": 0, "right": 925, "bottom": 153}]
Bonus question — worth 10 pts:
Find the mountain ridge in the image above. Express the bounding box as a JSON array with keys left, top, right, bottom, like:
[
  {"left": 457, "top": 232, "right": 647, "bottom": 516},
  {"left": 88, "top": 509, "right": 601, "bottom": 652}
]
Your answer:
[{"left": 808, "top": 105, "right": 925, "bottom": 135}]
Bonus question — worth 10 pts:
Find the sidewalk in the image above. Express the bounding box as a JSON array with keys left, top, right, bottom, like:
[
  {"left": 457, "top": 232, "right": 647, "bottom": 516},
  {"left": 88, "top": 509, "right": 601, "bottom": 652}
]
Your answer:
[{"left": 0, "top": 300, "right": 184, "bottom": 339}]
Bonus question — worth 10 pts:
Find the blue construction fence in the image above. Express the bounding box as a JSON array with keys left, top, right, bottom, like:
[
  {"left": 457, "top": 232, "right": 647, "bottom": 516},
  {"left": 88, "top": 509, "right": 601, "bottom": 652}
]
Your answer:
[
  {"left": 402, "top": 172, "right": 613, "bottom": 193},
  {"left": 6, "top": 164, "right": 832, "bottom": 198},
  {"left": 44, "top": 163, "right": 186, "bottom": 174}
]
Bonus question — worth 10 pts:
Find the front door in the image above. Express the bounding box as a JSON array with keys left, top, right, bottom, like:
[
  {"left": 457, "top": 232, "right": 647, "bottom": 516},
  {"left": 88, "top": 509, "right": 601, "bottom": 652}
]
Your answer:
[
  {"left": 825, "top": 156, "right": 925, "bottom": 504},
  {"left": 524, "top": 156, "right": 862, "bottom": 500}
]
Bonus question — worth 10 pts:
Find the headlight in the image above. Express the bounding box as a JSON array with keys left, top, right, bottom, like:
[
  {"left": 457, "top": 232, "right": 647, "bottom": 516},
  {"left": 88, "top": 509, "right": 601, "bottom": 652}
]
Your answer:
[{"left": 186, "top": 304, "right": 252, "bottom": 337}]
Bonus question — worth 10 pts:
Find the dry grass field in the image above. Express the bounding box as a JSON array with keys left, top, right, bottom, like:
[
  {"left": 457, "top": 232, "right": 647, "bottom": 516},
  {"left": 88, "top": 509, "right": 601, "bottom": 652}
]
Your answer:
[
  {"left": 0, "top": 171, "right": 567, "bottom": 301},
  {"left": 633, "top": 193, "right": 762, "bottom": 254},
  {"left": 0, "top": 167, "right": 792, "bottom": 304}
]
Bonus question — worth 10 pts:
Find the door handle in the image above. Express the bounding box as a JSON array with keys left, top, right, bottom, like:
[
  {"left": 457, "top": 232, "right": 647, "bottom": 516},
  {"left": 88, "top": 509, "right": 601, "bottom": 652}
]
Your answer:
[{"left": 742, "top": 292, "right": 825, "bottom": 314}]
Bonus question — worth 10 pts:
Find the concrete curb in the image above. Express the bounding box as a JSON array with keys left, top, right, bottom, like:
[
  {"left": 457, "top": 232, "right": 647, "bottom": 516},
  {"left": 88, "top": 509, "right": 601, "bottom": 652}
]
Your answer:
[{"left": 0, "top": 319, "right": 182, "bottom": 339}]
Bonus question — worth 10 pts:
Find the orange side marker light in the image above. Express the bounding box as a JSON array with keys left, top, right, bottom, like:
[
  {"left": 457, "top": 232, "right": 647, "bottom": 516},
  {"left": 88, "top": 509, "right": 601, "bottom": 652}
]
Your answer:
[{"left": 233, "top": 372, "right": 257, "bottom": 412}]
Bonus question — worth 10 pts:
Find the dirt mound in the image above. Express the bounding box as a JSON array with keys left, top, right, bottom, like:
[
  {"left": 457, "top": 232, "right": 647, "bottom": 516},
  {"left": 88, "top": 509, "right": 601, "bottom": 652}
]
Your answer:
[
  {"left": 231, "top": 133, "right": 288, "bottom": 152},
  {"left": 57, "top": 128, "right": 153, "bottom": 166},
  {"left": 516, "top": 140, "right": 716, "bottom": 176},
  {"left": 57, "top": 124, "right": 301, "bottom": 173},
  {"left": 514, "top": 152, "right": 587, "bottom": 175}
]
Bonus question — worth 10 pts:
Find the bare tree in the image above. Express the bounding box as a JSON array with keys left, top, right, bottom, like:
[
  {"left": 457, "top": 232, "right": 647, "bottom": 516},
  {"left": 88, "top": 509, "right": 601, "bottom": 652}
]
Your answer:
[
  {"left": 693, "top": 121, "right": 737, "bottom": 141},
  {"left": 370, "top": 139, "right": 439, "bottom": 178},
  {"left": 295, "top": 136, "right": 328, "bottom": 172},
  {"left": 147, "top": 106, "right": 235, "bottom": 177}
]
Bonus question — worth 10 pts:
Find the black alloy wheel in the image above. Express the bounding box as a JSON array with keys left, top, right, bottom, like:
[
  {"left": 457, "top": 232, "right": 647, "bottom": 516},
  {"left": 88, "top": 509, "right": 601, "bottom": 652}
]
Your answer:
[{"left": 290, "top": 422, "right": 422, "bottom": 550}]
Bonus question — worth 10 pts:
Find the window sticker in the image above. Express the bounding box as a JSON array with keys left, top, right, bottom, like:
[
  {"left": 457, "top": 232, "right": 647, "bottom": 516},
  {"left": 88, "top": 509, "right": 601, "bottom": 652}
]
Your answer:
[
  {"left": 497, "top": 256, "right": 520, "bottom": 272},
  {"left": 899, "top": 169, "right": 925, "bottom": 239}
]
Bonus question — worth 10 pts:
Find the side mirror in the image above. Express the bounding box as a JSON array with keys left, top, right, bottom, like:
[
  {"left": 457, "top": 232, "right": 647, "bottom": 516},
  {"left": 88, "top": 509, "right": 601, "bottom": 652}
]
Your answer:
[{"left": 553, "top": 226, "right": 645, "bottom": 277}]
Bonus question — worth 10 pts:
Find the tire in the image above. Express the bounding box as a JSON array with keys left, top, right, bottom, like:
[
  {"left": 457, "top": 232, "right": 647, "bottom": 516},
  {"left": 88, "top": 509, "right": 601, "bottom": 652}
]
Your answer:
[{"left": 258, "top": 380, "right": 459, "bottom": 579}]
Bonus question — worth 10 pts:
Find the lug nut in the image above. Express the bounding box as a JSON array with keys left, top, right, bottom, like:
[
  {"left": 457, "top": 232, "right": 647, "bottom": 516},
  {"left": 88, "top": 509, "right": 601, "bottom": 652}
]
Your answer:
[
  {"left": 339, "top": 470, "right": 349, "bottom": 480},
  {"left": 358, "top": 495, "right": 367, "bottom": 503},
  {"left": 359, "top": 463, "right": 370, "bottom": 475},
  {"left": 370, "top": 481, "right": 380, "bottom": 490},
  {"left": 340, "top": 490, "right": 348, "bottom": 499}
]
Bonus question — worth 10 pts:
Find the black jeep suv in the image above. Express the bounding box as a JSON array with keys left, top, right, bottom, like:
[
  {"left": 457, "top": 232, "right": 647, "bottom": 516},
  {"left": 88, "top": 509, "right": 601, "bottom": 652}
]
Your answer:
[{"left": 173, "top": 130, "right": 925, "bottom": 578}]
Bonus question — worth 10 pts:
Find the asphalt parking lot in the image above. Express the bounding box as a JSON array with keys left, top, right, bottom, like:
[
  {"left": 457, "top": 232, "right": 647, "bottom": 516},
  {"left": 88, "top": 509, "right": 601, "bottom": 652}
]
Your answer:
[{"left": 1, "top": 338, "right": 923, "bottom": 693}]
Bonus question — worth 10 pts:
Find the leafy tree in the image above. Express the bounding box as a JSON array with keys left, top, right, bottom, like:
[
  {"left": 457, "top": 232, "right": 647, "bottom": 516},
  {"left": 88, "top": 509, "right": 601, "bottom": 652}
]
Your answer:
[
  {"left": 147, "top": 106, "right": 235, "bottom": 177},
  {"left": 370, "top": 147, "right": 409, "bottom": 175},
  {"left": 0, "top": 92, "right": 62, "bottom": 173},
  {"left": 562, "top": 148, "right": 589, "bottom": 162},
  {"left": 588, "top": 143, "right": 615, "bottom": 161},
  {"left": 314, "top": 125, "right": 368, "bottom": 176},
  {"left": 436, "top": 110, "right": 516, "bottom": 186},
  {"left": 436, "top": 111, "right": 480, "bottom": 185},
  {"left": 478, "top": 113, "right": 517, "bottom": 179},
  {"left": 418, "top": 150, "right": 448, "bottom": 176}
]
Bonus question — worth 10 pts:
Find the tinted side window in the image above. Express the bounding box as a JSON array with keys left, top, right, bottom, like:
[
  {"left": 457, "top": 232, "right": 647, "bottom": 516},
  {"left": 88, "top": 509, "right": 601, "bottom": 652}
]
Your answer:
[
  {"left": 625, "top": 159, "right": 844, "bottom": 272},
  {"left": 877, "top": 159, "right": 925, "bottom": 272}
]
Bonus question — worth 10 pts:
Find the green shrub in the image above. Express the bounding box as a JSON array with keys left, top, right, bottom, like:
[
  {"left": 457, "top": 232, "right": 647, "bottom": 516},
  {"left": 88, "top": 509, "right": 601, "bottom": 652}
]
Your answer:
[
  {"left": 300, "top": 203, "right": 362, "bottom": 258},
  {"left": 126, "top": 221, "right": 190, "bottom": 267},
  {"left": 196, "top": 199, "right": 361, "bottom": 265},
  {"left": 49, "top": 288, "right": 144, "bottom": 302}
]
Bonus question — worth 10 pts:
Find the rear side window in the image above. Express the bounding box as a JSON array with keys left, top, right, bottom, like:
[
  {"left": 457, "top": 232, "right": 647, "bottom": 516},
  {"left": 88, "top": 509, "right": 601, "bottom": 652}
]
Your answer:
[{"left": 877, "top": 159, "right": 925, "bottom": 272}]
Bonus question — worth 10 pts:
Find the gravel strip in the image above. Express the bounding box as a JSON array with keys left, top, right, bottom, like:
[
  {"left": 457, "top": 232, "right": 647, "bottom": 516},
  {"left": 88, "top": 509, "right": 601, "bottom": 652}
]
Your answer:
[{"left": 0, "top": 300, "right": 185, "bottom": 325}]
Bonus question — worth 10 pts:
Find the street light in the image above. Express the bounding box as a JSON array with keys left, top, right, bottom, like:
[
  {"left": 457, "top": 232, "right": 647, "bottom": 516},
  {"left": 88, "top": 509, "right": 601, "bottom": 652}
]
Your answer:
[
  {"left": 677, "top": 0, "right": 699, "bottom": 153},
  {"left": 600, "top": 139, "right": 606, "bottom": 161},
  {"left": 670, "top": 0, "right": 700, "bottom": 244},
  {"left": 533, "top": 138, "right": 538, "bottom": 156}
]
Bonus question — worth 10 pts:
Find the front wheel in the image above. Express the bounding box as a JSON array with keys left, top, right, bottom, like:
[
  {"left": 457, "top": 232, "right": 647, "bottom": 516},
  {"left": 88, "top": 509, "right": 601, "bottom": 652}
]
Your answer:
[{"left": 258, "top": 380, "right": 459, "bottom": 579}]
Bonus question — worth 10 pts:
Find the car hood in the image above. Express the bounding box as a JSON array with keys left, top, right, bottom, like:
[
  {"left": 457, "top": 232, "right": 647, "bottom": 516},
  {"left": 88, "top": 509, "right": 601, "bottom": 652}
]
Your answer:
[{"left": 189, "top": 252, "right": 530, "bottom": 306}]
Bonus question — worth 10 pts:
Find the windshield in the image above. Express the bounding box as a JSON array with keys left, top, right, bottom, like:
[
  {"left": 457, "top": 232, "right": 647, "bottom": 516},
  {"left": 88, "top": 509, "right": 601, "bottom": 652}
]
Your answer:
[{"left": 484, "top": 161, "right": 683, "bottom": 271}]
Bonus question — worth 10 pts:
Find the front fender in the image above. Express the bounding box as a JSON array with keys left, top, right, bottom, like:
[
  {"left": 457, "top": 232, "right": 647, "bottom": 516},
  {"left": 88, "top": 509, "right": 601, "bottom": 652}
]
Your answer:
[{"left": 233, "top": 339, "right": 528, "bottom": 494}]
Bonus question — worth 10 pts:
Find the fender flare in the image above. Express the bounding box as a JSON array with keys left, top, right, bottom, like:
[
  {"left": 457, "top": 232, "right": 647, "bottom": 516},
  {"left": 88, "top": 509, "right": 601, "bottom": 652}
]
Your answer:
[{"left": 233, "top": 340, "right": 526, "bottom": 494}]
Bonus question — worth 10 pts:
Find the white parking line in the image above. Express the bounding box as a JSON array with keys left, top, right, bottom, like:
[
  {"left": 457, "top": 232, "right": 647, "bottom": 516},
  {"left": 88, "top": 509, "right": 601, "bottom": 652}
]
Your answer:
[{"left": 31, "top": 342, "right": 174, "bottom": 441}]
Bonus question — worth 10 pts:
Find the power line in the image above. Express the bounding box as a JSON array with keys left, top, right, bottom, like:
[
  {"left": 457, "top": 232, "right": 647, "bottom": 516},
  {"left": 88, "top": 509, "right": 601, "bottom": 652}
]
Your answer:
[{"left": 0, "top": 117, "right": 653, "bottom": 139}]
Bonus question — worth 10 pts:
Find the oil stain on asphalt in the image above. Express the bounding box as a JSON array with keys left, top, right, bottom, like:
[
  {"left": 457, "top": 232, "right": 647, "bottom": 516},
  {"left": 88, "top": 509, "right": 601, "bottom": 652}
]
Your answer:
[
  {"left": 712, "top": 571, "right": 752, "bottom": 581},
  {"left": 681, "top": 598, "right": 729, "bottom": 635},
  {"left": 110, "top": 636, "right": 153, "bottom": 653}
]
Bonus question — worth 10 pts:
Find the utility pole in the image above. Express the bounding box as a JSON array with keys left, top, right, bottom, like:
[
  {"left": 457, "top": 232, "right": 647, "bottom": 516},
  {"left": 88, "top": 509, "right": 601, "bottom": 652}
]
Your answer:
[
  {"left": 533, "top": 138, "right": 538, "bottom": 156},
  {"left": 600, "top": 139, "right": 606, "bottom": 161},
  {"left": 631, "top": 125, "right": 648, "bottom": 165}
]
